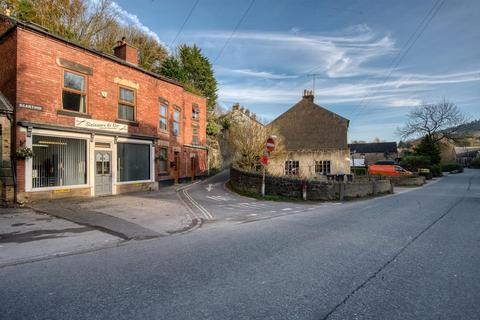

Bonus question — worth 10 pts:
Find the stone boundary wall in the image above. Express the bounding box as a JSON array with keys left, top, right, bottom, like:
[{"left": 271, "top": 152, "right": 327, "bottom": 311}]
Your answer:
[
  {"left": 230, "top": 167, "right": 393, "bottom": 201},
  {"left": 388, "top": 176, "right": 426, "bottom": 187}
]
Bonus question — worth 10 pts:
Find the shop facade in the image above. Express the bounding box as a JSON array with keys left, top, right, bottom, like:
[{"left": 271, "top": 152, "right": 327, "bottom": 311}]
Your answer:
[{"left": 0, "top": 15, "right": 208, "bottom": 202}]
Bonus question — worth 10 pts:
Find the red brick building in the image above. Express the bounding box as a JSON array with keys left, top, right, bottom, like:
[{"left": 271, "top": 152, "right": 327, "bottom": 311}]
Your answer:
[{"left": 0, "top": 14, "right": 208, "bottom": 202}]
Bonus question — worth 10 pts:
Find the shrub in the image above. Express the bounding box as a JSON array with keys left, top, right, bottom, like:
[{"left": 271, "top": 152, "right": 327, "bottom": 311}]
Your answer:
[
  {"left": 400, "top": 155, "right": 431, "bottom": 171},
  {"left": 418, "top": 171, "right": 433, "bottom": 180},
  {"left": 351, "top": 167, "right": 367, "bottom": 175},
  {"left": 441, "top": 163, "right": 463, "bottom": 172},
  {"left": 470, "top": 157, "right": 480, "bottom": 169},
  {"left": 430, "top": 164, "right": 442, "bottom": 177}
]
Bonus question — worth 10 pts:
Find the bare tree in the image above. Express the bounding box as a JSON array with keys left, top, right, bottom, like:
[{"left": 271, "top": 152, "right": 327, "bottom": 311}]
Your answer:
[
  {"left": 228, "top": 121, "right": 284, "bottom": 171},
  {"left": 398, "top": 99, "right": 466, "bottom": 143}
]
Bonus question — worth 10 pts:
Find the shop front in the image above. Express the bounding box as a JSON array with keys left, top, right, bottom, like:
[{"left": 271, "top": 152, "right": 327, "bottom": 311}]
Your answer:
[{"left": 20, "top": 120, "right": 156, "bottom": 201}]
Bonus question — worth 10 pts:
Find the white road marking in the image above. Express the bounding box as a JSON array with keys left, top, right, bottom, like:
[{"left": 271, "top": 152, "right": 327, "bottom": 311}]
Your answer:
[
  {"left": 206, "top": 184, "right": 213, "bottom": 192},
  {"left": 206, "top": 195, "right": 231, "bottom": 201},
  {"left": 183, "top": 188, "right": 213, "bottom": 220},
  {"left": 282, "top": 208, "right": 293, "bottom": 211}
]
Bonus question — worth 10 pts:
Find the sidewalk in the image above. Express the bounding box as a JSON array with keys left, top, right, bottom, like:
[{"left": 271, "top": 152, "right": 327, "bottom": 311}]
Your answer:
[
  {"left": 1, "top": 185, "right": 200, "bottom": 267},
  {"left": 32, "top": 186, "right": 198, "bottom": 240},
  {"left": 0, "top": 207, "right": 120, "bottom": 266}
]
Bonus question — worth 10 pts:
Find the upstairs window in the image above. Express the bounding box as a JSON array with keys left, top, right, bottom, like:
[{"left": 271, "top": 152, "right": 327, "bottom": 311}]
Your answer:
[
  {"left": 285, "top": 160, "right": 299, "bottom": 176},
  {"left": 62, "top": 71, "right": 86, "bottom": 113},
  {"left": 315, "top": 160, "right": 331, "bottom": 175},
  {"left": 173, "top": 109, "right": 180, "bottom": 136},
  {"left": 192, "top": 104, "right": 200, "bottom": 121},
  {"left": 192, "top": 126, "right": 199, "bottom": 145},
  {"left": 118, "top": 87, "right": 135, "bottom": 121},
  {"left": 160, "top": 104, "right": 168, "bottom": 130}
]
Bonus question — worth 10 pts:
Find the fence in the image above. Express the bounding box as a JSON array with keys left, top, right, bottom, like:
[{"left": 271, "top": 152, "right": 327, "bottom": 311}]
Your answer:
[{"left": 230, "top": 167, "right": 393, "bottom": 201}]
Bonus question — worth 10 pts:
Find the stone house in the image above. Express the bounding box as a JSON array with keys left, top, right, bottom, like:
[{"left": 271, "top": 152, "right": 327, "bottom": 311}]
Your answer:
[
  {"left": 348, "top": 142, "right": 398, "bottom": 166},
  {"left": 0, "top": 90, "right": 14, "bottom": 202},
  {"left": 0, "top": 14, "right": 207, "bottom": 202},
  {"left": 267, "top": 90, "right": 350, "bottom": 178}
]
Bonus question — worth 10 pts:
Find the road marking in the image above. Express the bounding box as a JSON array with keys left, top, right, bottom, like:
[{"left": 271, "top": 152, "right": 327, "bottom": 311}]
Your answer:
[
  {"left": 282, "top": 208, "right": 292, "bottom": 211},
  {"left": 206, "top": 184, "right": 213, "bottom": 192},
  {"left": 182, "top": 188, "right": 213, "bottom": 220},
  {"left": 206, "top": 195, "right": 231, "bottom": 201}
]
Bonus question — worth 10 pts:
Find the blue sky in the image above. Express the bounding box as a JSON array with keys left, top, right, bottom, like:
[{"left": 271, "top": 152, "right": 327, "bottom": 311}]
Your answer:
[{"left": 113, "top": 0, "right": 480, "bottom": 142}]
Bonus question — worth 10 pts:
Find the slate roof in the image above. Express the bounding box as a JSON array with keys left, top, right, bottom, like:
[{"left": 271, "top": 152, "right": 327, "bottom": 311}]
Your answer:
[
  {"left": 348, "top": 142, "right": 398, "bottom": 154},
  {"left": 0, "top": 90, "right": 13, "bottom": 114}
]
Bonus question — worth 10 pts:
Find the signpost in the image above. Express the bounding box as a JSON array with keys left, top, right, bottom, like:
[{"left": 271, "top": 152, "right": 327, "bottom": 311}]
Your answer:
[{"left": 261, "top": 137, "right": 275, "bottom": 197}]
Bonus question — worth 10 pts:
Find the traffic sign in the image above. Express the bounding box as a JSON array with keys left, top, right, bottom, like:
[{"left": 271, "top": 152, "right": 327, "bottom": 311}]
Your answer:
[
  {"left": 266, "top": 137, "right": 275, "bottom": 152},
  {"left": 260, "top": 155, "right": 269, "bottom": 166}
]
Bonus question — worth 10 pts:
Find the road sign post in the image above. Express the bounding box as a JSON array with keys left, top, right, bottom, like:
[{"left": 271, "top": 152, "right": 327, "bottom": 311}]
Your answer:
[{"left": 261, "top": 137, "right": 276, "bottom": 197}]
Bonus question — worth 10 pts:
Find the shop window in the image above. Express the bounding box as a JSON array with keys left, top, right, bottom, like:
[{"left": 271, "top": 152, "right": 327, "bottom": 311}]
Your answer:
[
  {"left": 192, "top": 126, "right": 199, "bottom": 145},
  {"left": 285, "top": 160, "right": 299, "bottom": 176},
  {"left": 173, "top": 108, "right": 180, "bottom": 136},
  {"left": 159, "top": 148, "right": 168, "bottom": 173},
  {"left": 117, "top": 143, "right": 150, "bottom": 182},
  {"left": 160, "top": 103, "right": 167, "bottom": 130},
  {"left": 315, "top": 160, "right": 331, "bottom": 175},
  {"left": 118, "top": 87, "right": 135, "bottom": 121},
  {"left": 192, "top": 103, "right": 200, "bottom": 121},
  {"left": 32, "top": 136, "right": 87, "bottom": 188},
  {"left": 62, "top": 70, "right": 86, "bottom": 113}
]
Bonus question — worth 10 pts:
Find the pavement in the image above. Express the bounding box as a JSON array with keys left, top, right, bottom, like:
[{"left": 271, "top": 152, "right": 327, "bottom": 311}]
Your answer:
[
  {"left": 0, "top": 169, "right": 478, "bottom": 319},
  {"left": 0, "top": 207, "right": 120, "bottom": 266}
]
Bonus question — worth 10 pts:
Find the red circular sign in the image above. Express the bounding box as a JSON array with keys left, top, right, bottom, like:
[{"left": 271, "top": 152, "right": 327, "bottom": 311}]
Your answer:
[
  {"left": 266, "top": 138, "right": 275, "bottom": 152},
  {"left": 260, "top": 155, "right": 269, "bottom": 166}
]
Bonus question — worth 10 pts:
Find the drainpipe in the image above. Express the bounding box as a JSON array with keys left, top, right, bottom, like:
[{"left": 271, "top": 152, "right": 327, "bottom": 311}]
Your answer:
[{"left": 9, "top": 111, "right": 17, "bottom": 205}]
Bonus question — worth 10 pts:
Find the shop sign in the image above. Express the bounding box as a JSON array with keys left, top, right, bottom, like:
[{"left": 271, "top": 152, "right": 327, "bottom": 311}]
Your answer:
[
  {"left": 18, "top": 103, "right": 43, "bottom": 111},
  {"left": 75, "top": 118, "right": 128, "bottom": 133},
  {"left": 53, "top": 189, "right": 71, "bottom": 193}
]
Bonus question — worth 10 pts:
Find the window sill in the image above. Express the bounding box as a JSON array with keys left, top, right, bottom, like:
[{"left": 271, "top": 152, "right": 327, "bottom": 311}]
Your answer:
[
  {"left": 116, "top": 119, "right": 139, "bottom": 126},
  {"left": 57, "top": 109, "right": 91, "bottom": 118}
]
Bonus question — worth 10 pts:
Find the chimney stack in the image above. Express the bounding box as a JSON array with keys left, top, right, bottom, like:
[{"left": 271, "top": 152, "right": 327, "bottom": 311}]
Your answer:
[
  {"left": 232, "top": 103, "right": 240, "bottom": 111},
  {"left": 303, "top": 89, "right": 314, "bottom": 102},
  {"left": 113, "top": 37, "right": 138, "bottom": 65}
]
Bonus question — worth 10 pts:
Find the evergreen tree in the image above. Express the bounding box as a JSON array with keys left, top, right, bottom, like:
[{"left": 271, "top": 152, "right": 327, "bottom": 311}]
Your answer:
[{"left": 414, "top": 135, "right": 441, "bottom": 165}]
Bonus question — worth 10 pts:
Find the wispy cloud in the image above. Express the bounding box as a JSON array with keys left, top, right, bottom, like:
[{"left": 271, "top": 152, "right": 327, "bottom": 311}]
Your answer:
[
  {"left": 216, "top": 67, "right": 299, "bottom": 80},
  {"left": 109, "top": 2, "right": 168, "bottom": 50}
]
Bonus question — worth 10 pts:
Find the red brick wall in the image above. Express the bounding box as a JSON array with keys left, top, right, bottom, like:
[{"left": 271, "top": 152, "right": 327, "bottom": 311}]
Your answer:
[
  {"left": 7, "top": 26, "right": 208, "bottom": 193},
  {"left": 0, "top": 28, "right": 16, "bottom": 106}
]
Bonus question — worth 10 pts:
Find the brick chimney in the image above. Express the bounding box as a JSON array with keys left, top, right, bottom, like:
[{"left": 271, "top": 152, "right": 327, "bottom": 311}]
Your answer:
[
  {"left": 303, "top": 89, "right": 314, "bottom": 102},
  {"left": 113, "top": 37, "right": 138, "bottom": 65}
]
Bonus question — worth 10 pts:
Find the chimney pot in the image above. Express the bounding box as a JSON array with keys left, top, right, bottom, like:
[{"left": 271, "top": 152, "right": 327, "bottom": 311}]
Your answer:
[
  {"left": 113, "top": 38, "right": 138, "bottom": 65},
  {"left": 302, "top": 89, "right": 314, "bottom": 102}
]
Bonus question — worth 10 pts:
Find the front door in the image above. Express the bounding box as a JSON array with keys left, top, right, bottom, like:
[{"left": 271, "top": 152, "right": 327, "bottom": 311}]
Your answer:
[
  {"left": 174, "top": 152, "right": 180, "bottom": 184},
  {"left": 95, "top": 150, "right": 112, "bottom": 196}
]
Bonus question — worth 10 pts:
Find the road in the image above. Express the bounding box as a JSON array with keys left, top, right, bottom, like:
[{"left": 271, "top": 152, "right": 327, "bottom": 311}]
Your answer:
[{"left": 1, "top": 169, "right": 479, "bottom": 319}]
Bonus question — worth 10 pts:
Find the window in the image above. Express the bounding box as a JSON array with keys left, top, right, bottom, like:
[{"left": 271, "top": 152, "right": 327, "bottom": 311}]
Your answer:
[
  {"left": 192, "top": 104, "right": 200, "bottom": 121},
  {"left": 315, "top": 160, "right": 331, "bottom": 175},
  {"left": 159, "top": 148, "right": 168, "bottom": 173},
  {"left": 62, "top": 71, "right": 86, "bottom": 113},
  {"left": 118, "top": 87, "right": 135, "bottom": 121},
  {"left": 285, "top": 160, "right": 299, "bottom": 176},
  {"left": 160, "top": 104, "right": 167, "bottom": 130},
  {"left": 117, "top": 143, "right": 150, "bottom": 182},
  {"left": 192, "top": 126, "right": 199, "bottom": 145},
  {"left": 173, "top": 109, "right": 180, "bottom": 136},
  {"left": 32, "top": 136, "right": 87, "bottom": 188}
]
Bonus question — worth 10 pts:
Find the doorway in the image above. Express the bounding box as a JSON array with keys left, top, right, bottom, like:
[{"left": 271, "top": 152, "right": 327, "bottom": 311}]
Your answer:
[
  {"left": 174, "top": 151, "right": 180, "bottom": 184},
  {"left": 95, "top": 150, "right": 112, "bottom": 196}
]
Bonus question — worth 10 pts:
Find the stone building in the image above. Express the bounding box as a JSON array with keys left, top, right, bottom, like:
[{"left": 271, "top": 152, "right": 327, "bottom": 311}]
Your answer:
[
  {"left": 0, "top": 90, "right": 13, "bottom": 202},
  {"left": 348, "top": 142, "right": 398, "bottom": 166},
  {"left": 0, "top": 14, "right": 207, "bottom": 202},
  {"left": 267, "top": 90, "right": 350, "bottom": 178}
]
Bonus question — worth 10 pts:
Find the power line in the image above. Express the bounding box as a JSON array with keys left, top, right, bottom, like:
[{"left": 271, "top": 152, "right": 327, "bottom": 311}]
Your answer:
[
  {"left": 213, "top": 0, "right": 256, "bottom": 65},
  {"left": 169, "top": 0, "right": 200, "bottom": 49},
  {"left": 349, "top": 0, "right": 445, "bottom": 122}
]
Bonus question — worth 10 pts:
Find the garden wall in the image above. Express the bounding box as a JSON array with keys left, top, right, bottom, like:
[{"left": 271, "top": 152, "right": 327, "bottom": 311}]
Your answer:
[{"left": 230, "top": 167, "right": 393, "bottom": 201}]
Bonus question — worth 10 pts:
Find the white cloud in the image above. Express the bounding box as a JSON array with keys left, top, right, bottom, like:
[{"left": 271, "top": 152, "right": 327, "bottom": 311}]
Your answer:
[
  {"left": 216, "top": 67, "right": 299, "bottom": 80},
  {"left": 109, "top": 2, "right": 169, "bottom": 50}
]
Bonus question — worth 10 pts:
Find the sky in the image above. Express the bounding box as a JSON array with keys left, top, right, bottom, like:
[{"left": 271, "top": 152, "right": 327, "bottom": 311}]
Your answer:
[{"left": 112, "top": 0, "right": 480, "bottom": 142}]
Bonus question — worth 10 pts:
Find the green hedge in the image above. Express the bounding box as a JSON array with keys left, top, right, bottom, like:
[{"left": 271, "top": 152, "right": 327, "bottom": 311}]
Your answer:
[
  {"left": 441, "top": 163, "right": 464, "bottom": 172},
  {"left": 471, "top": 157, "right": 480, "bottom": 168},
  {"left": 351, "top": 167, "right": 367, "bottom": 175}
]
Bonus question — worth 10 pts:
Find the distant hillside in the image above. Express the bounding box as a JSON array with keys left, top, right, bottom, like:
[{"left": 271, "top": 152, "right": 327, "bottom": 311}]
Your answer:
[{"left": 452, "top": 119, "right": 480, "bottom": 137}]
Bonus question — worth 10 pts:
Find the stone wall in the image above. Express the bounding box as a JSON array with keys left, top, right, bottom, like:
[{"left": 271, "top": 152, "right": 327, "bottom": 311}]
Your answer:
[
  {"left": 389, "top": 176, "right": 426, "bottom": 187},
  {"left": 230, "top": 167, "right": 393, "bottom": 201}
]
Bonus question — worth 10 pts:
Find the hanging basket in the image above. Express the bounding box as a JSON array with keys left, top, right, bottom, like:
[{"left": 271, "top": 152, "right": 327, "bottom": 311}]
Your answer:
[{"left": 16, "top": 147, "right": 34, "bottom": 159}]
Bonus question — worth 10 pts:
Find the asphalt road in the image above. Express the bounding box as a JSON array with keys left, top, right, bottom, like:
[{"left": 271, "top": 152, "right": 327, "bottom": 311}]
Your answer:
[{"left": 1, "top": 169, "right": 479, "bottom": 320}]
